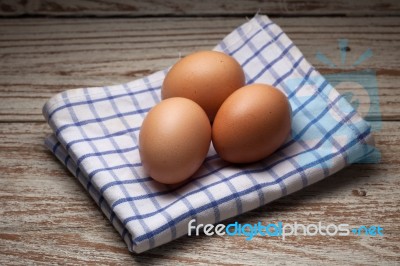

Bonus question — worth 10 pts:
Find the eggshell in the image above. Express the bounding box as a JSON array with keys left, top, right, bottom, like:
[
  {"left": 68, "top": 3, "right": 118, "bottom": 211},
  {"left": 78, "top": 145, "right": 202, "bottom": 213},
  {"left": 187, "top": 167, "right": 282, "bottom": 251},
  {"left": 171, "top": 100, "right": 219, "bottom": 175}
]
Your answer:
[
  {"left": 139, "top": 97, "right": 211, "bottom": 184},
  {"left": 212, "top": 84, "right": 291, "bottom": 164},
  {"left": 162, "top": 50, "right": 245, "bottom": 121}
]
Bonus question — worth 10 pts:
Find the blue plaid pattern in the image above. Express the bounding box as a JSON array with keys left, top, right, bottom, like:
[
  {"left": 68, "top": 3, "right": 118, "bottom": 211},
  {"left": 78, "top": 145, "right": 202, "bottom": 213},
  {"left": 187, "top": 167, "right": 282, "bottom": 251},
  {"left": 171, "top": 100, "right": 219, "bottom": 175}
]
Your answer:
[{"left": 43, "top": 15, "right": 375, "bottom": 253}]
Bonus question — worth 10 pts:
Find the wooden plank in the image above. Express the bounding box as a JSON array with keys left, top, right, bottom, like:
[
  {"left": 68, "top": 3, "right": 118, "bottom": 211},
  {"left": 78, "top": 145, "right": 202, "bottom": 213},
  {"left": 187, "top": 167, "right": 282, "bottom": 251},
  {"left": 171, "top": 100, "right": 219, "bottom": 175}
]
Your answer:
[
  {"left": 0, "top": 121, "right": 399, "bottom": 264},
  {"left": 1, "top": 0, "right": 400, "bottom": 17},
  {"left": 0, "top": 17, "right": 399, "bottom": 122}
]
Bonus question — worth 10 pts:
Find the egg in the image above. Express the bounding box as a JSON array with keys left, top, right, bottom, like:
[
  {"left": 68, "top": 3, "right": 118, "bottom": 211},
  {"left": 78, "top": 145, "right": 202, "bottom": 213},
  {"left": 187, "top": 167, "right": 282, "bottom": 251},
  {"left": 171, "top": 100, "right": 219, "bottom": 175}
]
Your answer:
[
  {"left": 212, "top": 84, "right": 291, "bottom": 164},
  {"left": 139, "top": 97, "right": 211, "bottom": 184},
  {"left": 162, "top": 50, "right": 245, "bottom": 122}
]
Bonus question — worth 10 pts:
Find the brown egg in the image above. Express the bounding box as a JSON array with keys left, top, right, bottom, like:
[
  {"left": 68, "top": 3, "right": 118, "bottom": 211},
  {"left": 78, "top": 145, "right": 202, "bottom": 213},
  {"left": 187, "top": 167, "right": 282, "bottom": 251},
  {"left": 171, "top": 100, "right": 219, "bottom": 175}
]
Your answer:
[
  {"left": 139, "top": 97, "right": 211, "bottom": 184},
  {"left": 212, "top": 84, "right": 291, "bottom": 164},
  {"left": 162, "top": 50, "right": 245, "bottom": 122}
]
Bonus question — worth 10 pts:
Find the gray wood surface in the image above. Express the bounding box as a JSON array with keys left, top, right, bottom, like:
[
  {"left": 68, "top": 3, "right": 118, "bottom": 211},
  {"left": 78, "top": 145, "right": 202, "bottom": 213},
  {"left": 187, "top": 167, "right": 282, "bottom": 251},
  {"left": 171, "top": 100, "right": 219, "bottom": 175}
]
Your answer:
[
  {"left": 1, "top": 0, "right": 399, "bottom": 17},
  {"left": 1, "top": 1, "right": 399, "bottom": 265}
]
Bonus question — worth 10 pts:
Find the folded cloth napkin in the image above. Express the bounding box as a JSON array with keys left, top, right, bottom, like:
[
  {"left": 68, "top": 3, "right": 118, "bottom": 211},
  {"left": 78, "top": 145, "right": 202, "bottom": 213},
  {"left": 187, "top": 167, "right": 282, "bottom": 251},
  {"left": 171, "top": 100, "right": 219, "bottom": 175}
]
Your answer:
[{"left": 42, "top": 15, "right": 376, "bottom": 253}]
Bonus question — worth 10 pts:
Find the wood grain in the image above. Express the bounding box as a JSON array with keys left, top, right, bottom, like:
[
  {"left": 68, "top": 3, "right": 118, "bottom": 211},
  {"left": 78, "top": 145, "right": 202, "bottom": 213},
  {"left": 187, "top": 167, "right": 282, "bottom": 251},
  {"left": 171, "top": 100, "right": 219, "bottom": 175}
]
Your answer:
[
  {"left": 1, "top": 0, "right": 400, "bottom": 17},
  {"left": 0, "top": 17, "right": 399, "bottom": 122},
  {"left": 1, "top": 5, "right": 399, "bottom": 264},
  {"left": 0, "top": 121, "right": 399, "bottom": 264}
]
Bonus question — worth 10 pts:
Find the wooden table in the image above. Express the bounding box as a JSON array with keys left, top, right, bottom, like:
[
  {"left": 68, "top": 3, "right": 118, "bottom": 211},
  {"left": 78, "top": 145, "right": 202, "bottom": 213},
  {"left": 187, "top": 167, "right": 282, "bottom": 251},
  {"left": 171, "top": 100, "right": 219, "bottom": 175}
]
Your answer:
[{"left": 1, "top": 1, "right": 399, "bottom": 264}]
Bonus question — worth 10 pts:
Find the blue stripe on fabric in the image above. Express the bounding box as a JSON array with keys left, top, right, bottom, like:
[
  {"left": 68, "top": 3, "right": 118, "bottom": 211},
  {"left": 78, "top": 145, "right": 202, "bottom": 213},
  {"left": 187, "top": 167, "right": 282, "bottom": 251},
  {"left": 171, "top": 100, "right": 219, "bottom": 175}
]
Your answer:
[
  {"left": 292, "top": 80, "right": 329, "bottom": 116},
  {"left": 192, "top": 179, "right": 221, "bottom": 223},
  {"left": 228, "top": 22, "right": 275, "bottom": 55},
  {"left": 55, "top": 108, "right": 150, "bottom": 137},
  {"left": 48, "top": 85, "right": 159, "bottom": 120},
  {"left": 278, "top": 150, "right": 308, "bottom": 188},
  {"left": 238, "top": 32, "right": 284, "bottom": 67},
  {"left": 100, "top": 178, "right": 150, "bottom": 194},
  {"left": 140, "top": 78, "right": 161, "bottom": 104},
  {"left": 235, "top": 30, "right": 285, "bottom": 68},
  {"left": 247, "top": 43, "right": 295, "bottom": 84},
  {"left": 272, "top": 56, "right": 305, "bottom": 87},
  {"left": 265, "top": 162, "right": 288, "bottom": 196},
  {"left": 65, "top": 126, "right": 140, "bottom": 152},
  {"left": 52, "top": 141, "right": 61, "bottom": 154},
  {"left": 64, "top": 155, "right": 70, "bottom": 166},
  {"left": 75, "top": 146, "right": 139, "bottom": 169},
  {"left": 89, "top": 163, "right": 143, "bottom": 181},
  {"left": 286, "top": 67, "right": 315, "bottom": 98},
  {"left": 203, "top": 161, "right": 243, "bottom": 216}
]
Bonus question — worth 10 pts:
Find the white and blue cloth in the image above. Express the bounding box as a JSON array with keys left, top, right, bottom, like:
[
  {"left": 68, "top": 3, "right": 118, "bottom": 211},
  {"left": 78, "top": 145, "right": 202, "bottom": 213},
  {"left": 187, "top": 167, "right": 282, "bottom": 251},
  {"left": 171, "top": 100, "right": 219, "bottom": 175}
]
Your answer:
[{"left": 43, "top": 15, "right": 376, "bottom": 253}]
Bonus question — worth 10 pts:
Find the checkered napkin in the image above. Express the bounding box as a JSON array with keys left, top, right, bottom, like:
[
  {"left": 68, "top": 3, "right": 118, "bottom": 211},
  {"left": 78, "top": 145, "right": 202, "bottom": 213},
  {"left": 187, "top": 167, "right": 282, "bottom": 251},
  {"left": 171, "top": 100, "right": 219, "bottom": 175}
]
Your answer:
[{"left": 42, "top": 15, "right": 376, "bottom": 253}]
